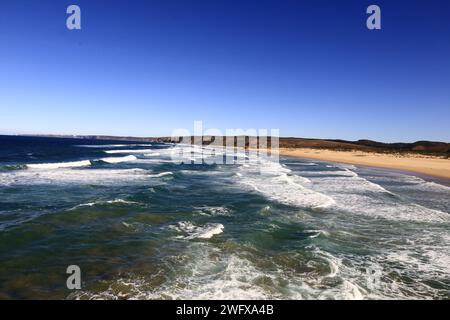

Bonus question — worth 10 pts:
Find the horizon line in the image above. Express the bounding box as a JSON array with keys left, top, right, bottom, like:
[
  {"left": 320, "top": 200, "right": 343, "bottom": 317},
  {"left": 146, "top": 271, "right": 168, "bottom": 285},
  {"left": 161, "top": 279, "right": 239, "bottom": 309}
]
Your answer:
[{"left": 1, "top": 133, "right": 448, "bottom": 145}]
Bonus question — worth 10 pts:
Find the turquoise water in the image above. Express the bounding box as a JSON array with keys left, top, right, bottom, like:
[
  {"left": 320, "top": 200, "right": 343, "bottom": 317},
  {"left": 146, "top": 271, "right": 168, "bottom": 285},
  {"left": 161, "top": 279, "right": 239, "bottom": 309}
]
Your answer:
[{"left": 0, "top": 136, "right": 449, "bottom": 299}]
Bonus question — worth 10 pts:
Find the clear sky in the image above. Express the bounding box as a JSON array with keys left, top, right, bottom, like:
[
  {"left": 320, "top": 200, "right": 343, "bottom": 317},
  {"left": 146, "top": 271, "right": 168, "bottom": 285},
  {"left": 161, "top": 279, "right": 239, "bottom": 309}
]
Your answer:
[{"left": 0, "top": 0, "right": 449, "bottom": 142}]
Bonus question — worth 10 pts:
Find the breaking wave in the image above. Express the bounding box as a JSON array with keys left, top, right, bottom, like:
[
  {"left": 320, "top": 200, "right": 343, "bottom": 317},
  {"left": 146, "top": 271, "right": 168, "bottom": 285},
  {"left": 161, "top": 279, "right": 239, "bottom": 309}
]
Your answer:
[
  {"left": 75, "top": 144, "right": 152, "bottom": 148},
  {"left": 169, "top": 221, "right": 224, "bottom": 239},
  {"left": 298, "top": 167, "right": 449, "bottom": 223},
  {"left": 104, "top": 149, "right": 155, "bottom": 154},
  {"left": 99, "top": 155, "right": 137, "bottom": 164},
  {"left": 0, "top": 168, "right": 151, "bottom": 186},
  {"left": 69, "top": 198, "right": 140, "bottom": 210},
  {"left": 26, "top": 160, "right": 91, "bottom": 169},
  {"left": 236, "top": 159, "right": 335, "bottom": 209},
  {"left": 148, "top": 171, "right": 173, "bottom": 178},
  {"left": 144, "top": 153, "right": 161, "bottom": 157}
]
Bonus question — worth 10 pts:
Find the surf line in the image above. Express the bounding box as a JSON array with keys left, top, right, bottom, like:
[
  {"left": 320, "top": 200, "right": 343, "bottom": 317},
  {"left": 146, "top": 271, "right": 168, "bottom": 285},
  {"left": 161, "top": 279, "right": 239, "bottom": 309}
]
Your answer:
[{"left": 176, "top": 304, "right": 210, "bottom": 318}]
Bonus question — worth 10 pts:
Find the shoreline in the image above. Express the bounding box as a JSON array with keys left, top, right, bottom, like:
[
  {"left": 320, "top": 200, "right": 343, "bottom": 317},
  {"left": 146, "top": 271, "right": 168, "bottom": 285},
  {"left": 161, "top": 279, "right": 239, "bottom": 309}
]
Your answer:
[{"left": 276, "top": 148, "right": 450, "bottom": 181}]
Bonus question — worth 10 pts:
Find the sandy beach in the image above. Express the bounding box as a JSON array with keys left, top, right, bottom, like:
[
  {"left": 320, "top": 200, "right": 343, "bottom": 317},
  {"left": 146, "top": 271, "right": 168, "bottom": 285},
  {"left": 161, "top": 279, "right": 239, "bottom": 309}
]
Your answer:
[{"left": 277, "top": 148, "right": 450, "bottom": 180}]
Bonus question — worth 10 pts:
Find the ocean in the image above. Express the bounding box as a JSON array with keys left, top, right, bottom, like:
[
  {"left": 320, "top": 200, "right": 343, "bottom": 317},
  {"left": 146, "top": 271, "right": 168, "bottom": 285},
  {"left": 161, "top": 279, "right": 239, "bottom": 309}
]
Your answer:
[{"left": 0, "top": 135, "right": 449, "bottom": 299}]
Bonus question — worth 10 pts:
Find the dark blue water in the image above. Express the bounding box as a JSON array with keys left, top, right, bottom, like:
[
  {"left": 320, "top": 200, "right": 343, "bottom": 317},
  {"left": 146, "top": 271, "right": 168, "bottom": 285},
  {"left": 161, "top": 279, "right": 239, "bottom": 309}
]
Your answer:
[{"left": 0, "top": 136, "right": 449, "bottom": 299}]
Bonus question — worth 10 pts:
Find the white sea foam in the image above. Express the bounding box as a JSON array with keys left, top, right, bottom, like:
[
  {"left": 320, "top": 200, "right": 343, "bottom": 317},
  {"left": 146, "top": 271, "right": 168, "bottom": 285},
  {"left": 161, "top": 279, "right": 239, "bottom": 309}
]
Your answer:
[
  {"left": 132, "top": 158, "right": 175, "bottom": 164},
  {"left": 75, "top": 144, "right": 152, "bottom": 148},
  {"left": 148, "top": 171, "right": 173, "bottom": 178},
  {"left": 302, "top": 168, "right": 449, "bottom": 223},
  {"left": 70, "top": 225, "right": 450, "bottom": 300},
  {"left": 104, "top": 149, "right": 155, "bottom": 154},
  {"left": 169, "top": 221, "right": 224, "bottom": 239},
  {"left": 155, "top": 246, "right": 275, "bottom": 299},
  {"left": 154, "top": 145, "right": 236, "bottom": 163},
  {"left": 70, "top": 246, "right": 272, "bottom": 300},
  {"left": 397, "top": 175, "right": 450, "bottom": 192},
  {"left": 100, "top": 155, "right": 137, "bottom": 164},
  {"left": 143, "top": 153, "right": 161, "bottom": 157},
  {"left": 236, "top": 158, "right": 334, "bottom": 209},
  {"left": 284, "top": 162, "right": 317, "bottom": 166},
  {"left": 194, "top": 206, "right": 231, "bottom": 216},
  {"left": 25, "top": 155, "right": 137, "bottom": 170},
  {"left": 26, "top": 160, "right": 91, "bottom": 169},
  {"left": 179, "top": 170, "right": 228, "bottom": 177},
  {"left": 0, "top": 168, "right": 151, "bottom": 186},
  {"left": 71, "top": 243, "right": 373, "bottom": 300},
  {"left": 69, "top": 198, "right": 139, "bottom": 210},
  {"left": 154, "top": 252, "right": 273, "bottom": 299}
]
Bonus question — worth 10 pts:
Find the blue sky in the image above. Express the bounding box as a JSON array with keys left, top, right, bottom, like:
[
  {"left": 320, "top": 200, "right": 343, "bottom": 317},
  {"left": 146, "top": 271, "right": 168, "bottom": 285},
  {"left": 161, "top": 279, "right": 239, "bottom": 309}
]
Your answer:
[{"left": 0, "top": 0, "right": 449, "bottom": 142}]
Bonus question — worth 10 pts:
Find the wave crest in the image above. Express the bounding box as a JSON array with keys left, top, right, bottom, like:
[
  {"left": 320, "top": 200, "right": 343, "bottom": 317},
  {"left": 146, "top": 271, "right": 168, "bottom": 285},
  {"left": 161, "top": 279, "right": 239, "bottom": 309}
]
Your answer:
[
  {"left": 169, "top": 221, "right": 224, "bottom": 239},
  {"left": 26, "top": 160, "right": 91, "bottom": 169},
  {"left": 99, "top": 155, "right": 137, "bottom": 164}
]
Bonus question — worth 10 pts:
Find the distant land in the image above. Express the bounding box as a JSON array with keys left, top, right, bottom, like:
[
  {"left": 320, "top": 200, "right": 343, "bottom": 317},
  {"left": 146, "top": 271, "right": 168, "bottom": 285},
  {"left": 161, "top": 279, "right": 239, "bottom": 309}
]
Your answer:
[{"left": 15, "top": 134, "right": 450, "bottom": 157}]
